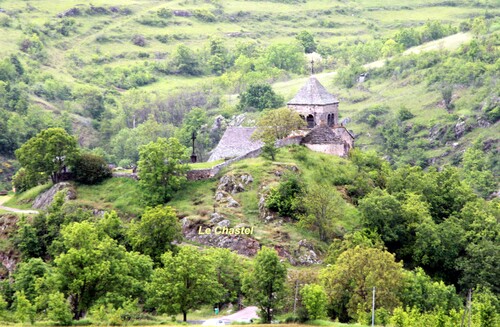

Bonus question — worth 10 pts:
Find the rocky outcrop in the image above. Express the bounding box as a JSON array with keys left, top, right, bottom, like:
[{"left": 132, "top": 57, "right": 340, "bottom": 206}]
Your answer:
[
  {"left": 214, "top": 173, "right": 254, "bottom": 208},
  {"left": 181, "top": 217, "right": 260, "bottom": 256},
  {"left": 32, "top": 182, "right": 76, "bottom": 210}
]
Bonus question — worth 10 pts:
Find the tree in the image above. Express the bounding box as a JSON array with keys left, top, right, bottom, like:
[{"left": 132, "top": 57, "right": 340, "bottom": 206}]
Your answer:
[
  {"left": 13, "top": 258, "right": 49, "bottom": 303},
  {"left": 170, "top": 44, "right": 202, "bottom": 76},
  {"left": 147, "top": 246, "right": 223, "bottom": 322},
  {"left": 300, "top": 284, "right": 327, "bottom": 320},
  {"left": 237, "top": 83, "right": 284, "bottom": 112},
  {"left": 15, "top": 128, "right": 79, "bottom": 184},
  {"left": 55, "top": 221, "right": 153, "bottom": 319},
  {"left": 73, "top": 153, "right": 112, "bottom": 185},
  {"left": 206, "top": 248, "right": 247, "bottom": 305},
  {"left": 253, "top": 107, "right": 306, "bottom": 140},
  {"left": 128, "top": 205, "right": 182, "bottom": 264},
  {"left": 296, "top": 31, "right": 317, "bottom": 53},
  {"left": 251, "top": 107, "right": 305, "bottom": 161},
  {"left": 242, "top": 246, "right": 287, "bottom": 323},
  {"left": 321, "top": 246, "right": 404, "bottom": 321},
  {"left": 138, "top": 137, "right": 189, "bottom": 205},
  {"left": 381, "top": 39, "right": 402, "bottom": 58},
  {"left": 73, "top": 85, "right": 106, "bottom": 120},
  {"left": 301, "top": 183, "right": 351, "bottom": 242},
  {"left": 265, "top": 42, "right": 305, "bottom": 73}
]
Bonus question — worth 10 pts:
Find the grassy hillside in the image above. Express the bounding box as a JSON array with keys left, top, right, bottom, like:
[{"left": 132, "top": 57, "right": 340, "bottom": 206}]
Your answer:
[{"left": 0, "top": 0, "right": 498, "bottom": 185}]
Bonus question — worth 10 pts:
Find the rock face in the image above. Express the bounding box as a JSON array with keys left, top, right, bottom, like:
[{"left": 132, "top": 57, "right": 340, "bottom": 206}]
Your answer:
[
  {"left": 181, "top": 218, "right": 260, "bottom": 256},
  {"left": 214, "top": 173, "right": 253, "bottom": 208},
  {"left": 32, "top": 182, "right": 76, "bottom": 210}
]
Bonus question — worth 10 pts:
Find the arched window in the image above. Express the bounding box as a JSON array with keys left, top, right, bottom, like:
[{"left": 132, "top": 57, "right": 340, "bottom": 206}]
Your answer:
[{"left": 306, "top": 115, "right": 315, "bottom": 128}]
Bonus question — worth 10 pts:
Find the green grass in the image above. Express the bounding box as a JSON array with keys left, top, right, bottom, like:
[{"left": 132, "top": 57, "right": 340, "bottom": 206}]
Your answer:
[
  {"left": 4, "top": 183, "right": 52, "bottom": 209},
  {"left": 170, "top": 146, "right": 363, "bottom": 251},
  {"left": 188, "top": 159, "right": 225, "bottom": 169},
  {"left": 75, "top": 178, "right": 143, "bottom": 217}
]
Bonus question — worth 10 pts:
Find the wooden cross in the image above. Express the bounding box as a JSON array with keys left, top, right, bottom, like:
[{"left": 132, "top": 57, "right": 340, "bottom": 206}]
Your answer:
[{"left": 310, "top": 59, "right": 315, "bottom": 75}]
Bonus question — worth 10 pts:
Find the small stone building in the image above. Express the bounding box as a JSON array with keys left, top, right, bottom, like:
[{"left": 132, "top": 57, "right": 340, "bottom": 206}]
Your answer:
[
  {"left": 288, "top": 76, "right": 339, "bottom": 128},
  {"left": 208, "top": 76, "right": 354, "bottom": 161},
  {"left": 289, "top": 76, "right": 354, "bottom": 157}
]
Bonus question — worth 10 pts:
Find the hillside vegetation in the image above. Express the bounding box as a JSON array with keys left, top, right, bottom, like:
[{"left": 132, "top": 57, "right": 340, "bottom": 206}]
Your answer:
[
  {"left": 0, "top": 1, "right": 499, "bottom": 326},
  {"left": 1, "top": 0, "right": 499, "bottom": 190}
]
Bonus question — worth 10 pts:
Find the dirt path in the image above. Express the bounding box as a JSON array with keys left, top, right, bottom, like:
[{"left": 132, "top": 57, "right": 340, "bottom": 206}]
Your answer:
[{"left": 0, "top": 196, "right": 39, "bottom": 215}]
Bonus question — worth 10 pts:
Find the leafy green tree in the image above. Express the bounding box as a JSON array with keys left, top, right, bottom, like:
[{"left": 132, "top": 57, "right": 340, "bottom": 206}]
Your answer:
[
  {"left": 138, "top": 137, "right": 189, "bottom": 205},
  {"left": 461, "top": 146, "right": 496, "bottom": 198},
  {"left": 296, "top": 31, "right": 317, "bottom": 53},
  {"left": 238, "top": 83, "right": 284, "bottom": 112},
  {"left": 321, "top": 246, "right": 404, "bottom": 321},
  {"left": 147, "top": 246, "right": 223, "bottom": 321},
  {"left": 73, "top": 153, "right": 112, "bottom": 185},
  {"left": 55, "top": 221, "right": 153, "bottom": 319},
  {"left": 13, "top": 290, "right": 35, "bottom": 324},
  {"left": 265, "top": 42, "right": 305, "bottom": 73},
  {"left": 401, "top": 268, "right": 461, "bottom": 313},
  {"left": 381, "top": 39, "right": 402, "bottom": 57},
  {"left": 301, "top": 183, "right": 353, "bottom": 242},
  {"left": 208, "top": 37, "right": 231, "bottom": 75},
  {"left": 242, "top": 246, "right": 287, "bottom": 323},
  {"left": 394, "top": 28, "right": 421, "bottom": 49},
  {"left": 300, "top": 284, "right": 327, "bottom": 320},
  {"left": 128, "top": 205, "right": 182, "bottom": 264},
  {"left": 170, "top": 44, "right": 202, "bottom": 76},
  {"left": 473, "top": 286, "right": 499, "bottom": 327},
  {"left": 47, "top": 292, "right": 73, "bottom": 325},
  {"left": 253, "top": 107, "right": 306, "bottom": 140},
  {"left": 13, "top": 258, "right": 49, "bottom": 303},
  {"left": 206, "top": 248, "right": 247, "bottom": 305},
  {"left": 15, "top": 128, "right": 79, "bottom": 184},
  {"left": 73, "top": 85, "right": 106, "bottom": 120}
]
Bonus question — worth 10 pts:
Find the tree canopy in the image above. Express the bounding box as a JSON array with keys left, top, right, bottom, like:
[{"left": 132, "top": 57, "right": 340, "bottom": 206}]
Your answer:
[
  {"left": 138, "top": 137, "right": 189, "bottom": 205},
  {"left": 15, "top": 127, "right": 79, "bottom": 184}
]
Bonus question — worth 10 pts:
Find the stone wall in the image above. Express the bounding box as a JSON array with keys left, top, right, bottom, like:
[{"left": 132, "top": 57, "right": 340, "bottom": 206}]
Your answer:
[{"left": 305, "top": 143, "right": 347, "bottom": 157}]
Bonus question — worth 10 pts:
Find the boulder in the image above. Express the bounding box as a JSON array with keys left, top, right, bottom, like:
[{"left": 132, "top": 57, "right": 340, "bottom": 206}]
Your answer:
[{"left": 32, "top": 182, "right": 76, "bottom": 210}]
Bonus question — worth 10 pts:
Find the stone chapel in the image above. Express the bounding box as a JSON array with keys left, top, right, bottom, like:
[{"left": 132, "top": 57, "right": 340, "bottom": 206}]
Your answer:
[{"left": 208, "top": 76, "right": 354, "bottom": 162}]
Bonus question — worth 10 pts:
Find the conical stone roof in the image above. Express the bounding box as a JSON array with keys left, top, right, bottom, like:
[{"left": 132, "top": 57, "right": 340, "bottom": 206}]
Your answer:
[{"left": 287, "top": 76, "right": 339, "bottom": 105}]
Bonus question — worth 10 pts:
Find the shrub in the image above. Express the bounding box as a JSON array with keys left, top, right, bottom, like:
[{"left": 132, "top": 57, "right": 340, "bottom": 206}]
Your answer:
[
  {"left": 132, "top": 34, "right": 146, "bottom": 47},
  {"left": 73, "top": 153, "right": 112, "bottom": 185},
  {"left": 47, "top": 292, "right": 73, "bottom": 325},
  {"left": 193, "top": 9, "right": 216, "bottom": 22},
  {"left": 157, "top": 8, "right": 172, "bottom": 18},
  {"left": 12, "top": 168, "right": 46, "bottom": 193},
  {"left": 266, "top": 173, "right": 304, "bottom": 219}
]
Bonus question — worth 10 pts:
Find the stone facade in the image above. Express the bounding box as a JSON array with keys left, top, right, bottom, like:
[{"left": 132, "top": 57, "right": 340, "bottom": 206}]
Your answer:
[{"left": 288, "top": 76, "right": 354, "bottom": 157}]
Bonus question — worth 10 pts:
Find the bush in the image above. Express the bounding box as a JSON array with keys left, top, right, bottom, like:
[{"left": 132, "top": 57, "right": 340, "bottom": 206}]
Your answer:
[
  {"left": 266, "top": 173, "right": 304, "bottom": 219},
  {"left": 73, "top": 153, "right": 112, "bottom": 185},
  {"left": 157, "top": 8, "right": 172, "bottom": 18},
  {"left": 47, "top": 292, "right": 73, "bottom": 326},
  {"left": 12, "top": 168, "right": 46, "bottom": 193},
  {"left": 132, "top": 34, "right": 146, "bottom": 47},
  {"left": 193, "top": 9, "right": 216, "bottom": 22}
]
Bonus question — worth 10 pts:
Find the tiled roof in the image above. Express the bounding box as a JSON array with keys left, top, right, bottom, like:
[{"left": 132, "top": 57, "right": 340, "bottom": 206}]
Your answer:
[
  {"left": 287, "top": 76, "right": 339, "bottom": 105},
  {"left": 208, "top": 127, "right": 263, "bottom": 162},
  {"left": 301, "top": 124, "right": 343, "bottom": 145}
]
